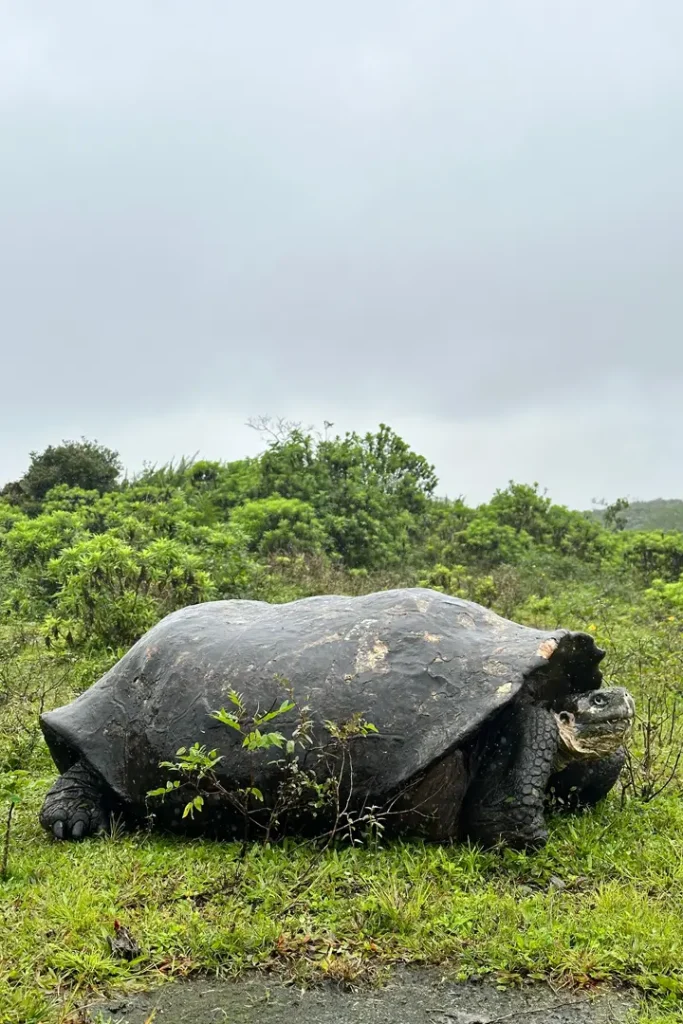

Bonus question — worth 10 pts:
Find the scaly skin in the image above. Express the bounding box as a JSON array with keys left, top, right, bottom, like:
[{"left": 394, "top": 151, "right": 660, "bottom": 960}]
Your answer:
[
  {"left": 546, "top": 749, "right": 626, "bottom": 812},
  {"left": 39, "top": 761, "right": 111, "bottom": 840},
  {"left": 462, "top": 703, "right": 559, "bottom": 850}
]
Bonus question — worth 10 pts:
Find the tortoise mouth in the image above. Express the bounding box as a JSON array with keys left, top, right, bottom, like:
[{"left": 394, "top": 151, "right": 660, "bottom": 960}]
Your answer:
[
  {"left": 558, "top": 710, "right": 633, "bottom": 730},
  {"left": 555, "top": 711, "right": 632, "bottom": 758},
  {"left": 581, "top": 715, "right": 631, "bottom": 728}
]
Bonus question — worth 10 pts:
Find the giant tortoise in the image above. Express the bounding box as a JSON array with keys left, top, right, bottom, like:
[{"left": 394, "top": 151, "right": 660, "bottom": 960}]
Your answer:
[{"left": 39, "top": 588, "right": 634, "bottom": 849}]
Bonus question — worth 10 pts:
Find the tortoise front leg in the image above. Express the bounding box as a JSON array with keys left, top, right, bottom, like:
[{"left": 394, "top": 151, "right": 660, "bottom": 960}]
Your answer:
[
  {"left": 462, "top": 704, "right": 559, "bottom": 850},
  {"left": 546, "top": 750, "right": 625, "bottom": 813},
  {"left": 39, "top": 761, "right": 111, "bottom": 840}
]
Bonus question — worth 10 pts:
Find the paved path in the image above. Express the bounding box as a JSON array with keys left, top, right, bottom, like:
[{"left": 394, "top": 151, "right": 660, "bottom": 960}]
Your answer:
[{"left": 94, "top": 967, "right": 635, "bottom": 1024}]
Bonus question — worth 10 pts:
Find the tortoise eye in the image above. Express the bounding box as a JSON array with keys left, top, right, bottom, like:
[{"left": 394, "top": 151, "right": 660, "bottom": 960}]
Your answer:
[{"left": 592, "top": 693, "right": 607, "bottom": 707}]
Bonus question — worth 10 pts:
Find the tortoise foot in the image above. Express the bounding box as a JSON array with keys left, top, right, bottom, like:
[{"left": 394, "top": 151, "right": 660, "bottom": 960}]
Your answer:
[
  {"left": 39, "top": 761, "right": 110, "bottom": 841},
  {"left": 467, "top": 811, "right": 549, "bottom": 851}
]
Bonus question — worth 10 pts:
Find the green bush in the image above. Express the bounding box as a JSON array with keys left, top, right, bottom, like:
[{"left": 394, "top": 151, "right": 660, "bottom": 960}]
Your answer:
[
  {"left": 231, "top": 497, "right": 327, "bottom": 556},
  {"left": 615, "top": 531, "right": 683, "bottom": 582},
  {"left": 47, "top": 534, "right": 214, "bottom": 651}
]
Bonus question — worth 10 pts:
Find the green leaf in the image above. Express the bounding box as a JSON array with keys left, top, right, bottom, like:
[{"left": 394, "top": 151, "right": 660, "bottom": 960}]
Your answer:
[
  {"left": 257, "top": 699, "right": 296, "bottom": 724},
  {"left": 242, "top": 729, "right": 261, "bottom": 749},
  {"left": 212, "top": 708, "right": 242, "bottom": 731},
  {"left": 243, "top": 729, "right": 286, "bottom": 750}
]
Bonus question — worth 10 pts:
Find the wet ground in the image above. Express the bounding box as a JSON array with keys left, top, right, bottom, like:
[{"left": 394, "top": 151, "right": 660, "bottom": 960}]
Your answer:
[{"left": 92, "top": 967, "right": 635, "bottom": 1024}]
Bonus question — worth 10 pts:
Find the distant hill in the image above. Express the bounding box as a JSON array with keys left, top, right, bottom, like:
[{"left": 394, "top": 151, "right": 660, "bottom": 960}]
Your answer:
[{"left": 589, "top": 499, "right": 683, "bottom": 532}]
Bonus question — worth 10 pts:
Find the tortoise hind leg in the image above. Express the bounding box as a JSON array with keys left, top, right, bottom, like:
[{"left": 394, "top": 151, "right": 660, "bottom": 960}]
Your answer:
[
  {"left": 393, "top": 750, "right": 469, "bottom": 841},
  {"left": 546, "top": 750, "right": 625, "bottom": 813},
  {"left": 462, "top": 704, "right": 559, "bottom": 850},
  {"left": 39, "top": 761, "right": 111, "bottom": 840}
]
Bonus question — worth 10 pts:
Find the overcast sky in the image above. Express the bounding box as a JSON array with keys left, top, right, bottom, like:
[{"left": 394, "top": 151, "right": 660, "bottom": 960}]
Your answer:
[{"left": 1, "top": 2, "right": 682, "bottom": 508}]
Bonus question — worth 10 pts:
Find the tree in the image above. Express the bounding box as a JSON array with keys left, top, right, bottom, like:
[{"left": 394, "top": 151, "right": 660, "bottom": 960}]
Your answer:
[
  {"left": 604, "top": 497, "right": 630, "bottom": 532},
  {"left": 2, "top": 438, "right": 122, "bottom": 510},
  {"left": 486, "top": 482, "right": 552, "bottom": 543},
  {"left": 591, "top": 496, "right": 631, "bottom": 532},
  {"left": 254, "top": 424, "right": 437, "bottom": 568}
]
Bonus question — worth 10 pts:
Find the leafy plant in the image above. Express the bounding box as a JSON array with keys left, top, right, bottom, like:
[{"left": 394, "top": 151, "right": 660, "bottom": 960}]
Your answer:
[{"left": 148, "top": 684, "right": 382, "bottom": 846}]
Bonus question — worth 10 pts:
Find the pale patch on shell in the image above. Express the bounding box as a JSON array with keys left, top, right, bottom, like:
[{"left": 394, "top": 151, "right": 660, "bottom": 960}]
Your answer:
[
  {"left": 495, "top": 682, "right": 513, "bottom": 695},
  {"left": 536, "top": 638, "right": 558, "bottom": 660},
  {"left": 298, "top": 632, "right": 343, "bottom": 652},
  {"left": 483, "top": 659, "right": 509, "bottom": 678},
  {"left": 423, "top": 632, "right": 441, "bottom": 643},
  {"left": 354, "top": 638, "right": 389, "bottom": 675},
  {"left": 344, "top": 618, "right": 379, "bottom": 641}
]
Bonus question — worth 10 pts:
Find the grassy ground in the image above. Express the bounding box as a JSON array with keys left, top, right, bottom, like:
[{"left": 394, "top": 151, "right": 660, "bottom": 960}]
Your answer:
[
  {"left": 2, "top": 591, "right": 683, "bottom": 1023},
  {"left": 2, "top": 788, "right": 683, "bottom": 1023}
]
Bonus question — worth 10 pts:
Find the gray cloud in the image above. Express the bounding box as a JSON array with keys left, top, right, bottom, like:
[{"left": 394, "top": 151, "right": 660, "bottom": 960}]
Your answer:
[{"left": 1, "top": 1, "right": 682, "bottom": 505}]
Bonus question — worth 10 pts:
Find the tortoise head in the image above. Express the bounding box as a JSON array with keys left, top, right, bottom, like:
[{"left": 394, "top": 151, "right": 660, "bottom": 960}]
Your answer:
[{"left": 554, "top": 686, "right": 635, "bottom": 759}]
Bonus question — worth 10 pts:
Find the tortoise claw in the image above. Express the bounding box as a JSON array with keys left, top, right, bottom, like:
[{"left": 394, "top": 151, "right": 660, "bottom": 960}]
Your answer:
[
  {"left": 71, "top": 820, "right": 85, "bottom": 840},
  {"left": 52, "top": 820, "right": 65, "bottom": 840}
]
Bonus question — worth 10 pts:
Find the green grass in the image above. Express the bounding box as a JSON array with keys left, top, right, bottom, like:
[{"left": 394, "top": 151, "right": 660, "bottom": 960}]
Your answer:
[{"left": 3, "top": 788, "right": 683, "bottom": 1023}]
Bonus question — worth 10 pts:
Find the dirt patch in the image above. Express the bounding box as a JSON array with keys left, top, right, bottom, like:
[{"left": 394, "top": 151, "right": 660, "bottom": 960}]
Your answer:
[{"left": 92, "top": 967, "right": 635, "bottom": 1024}]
